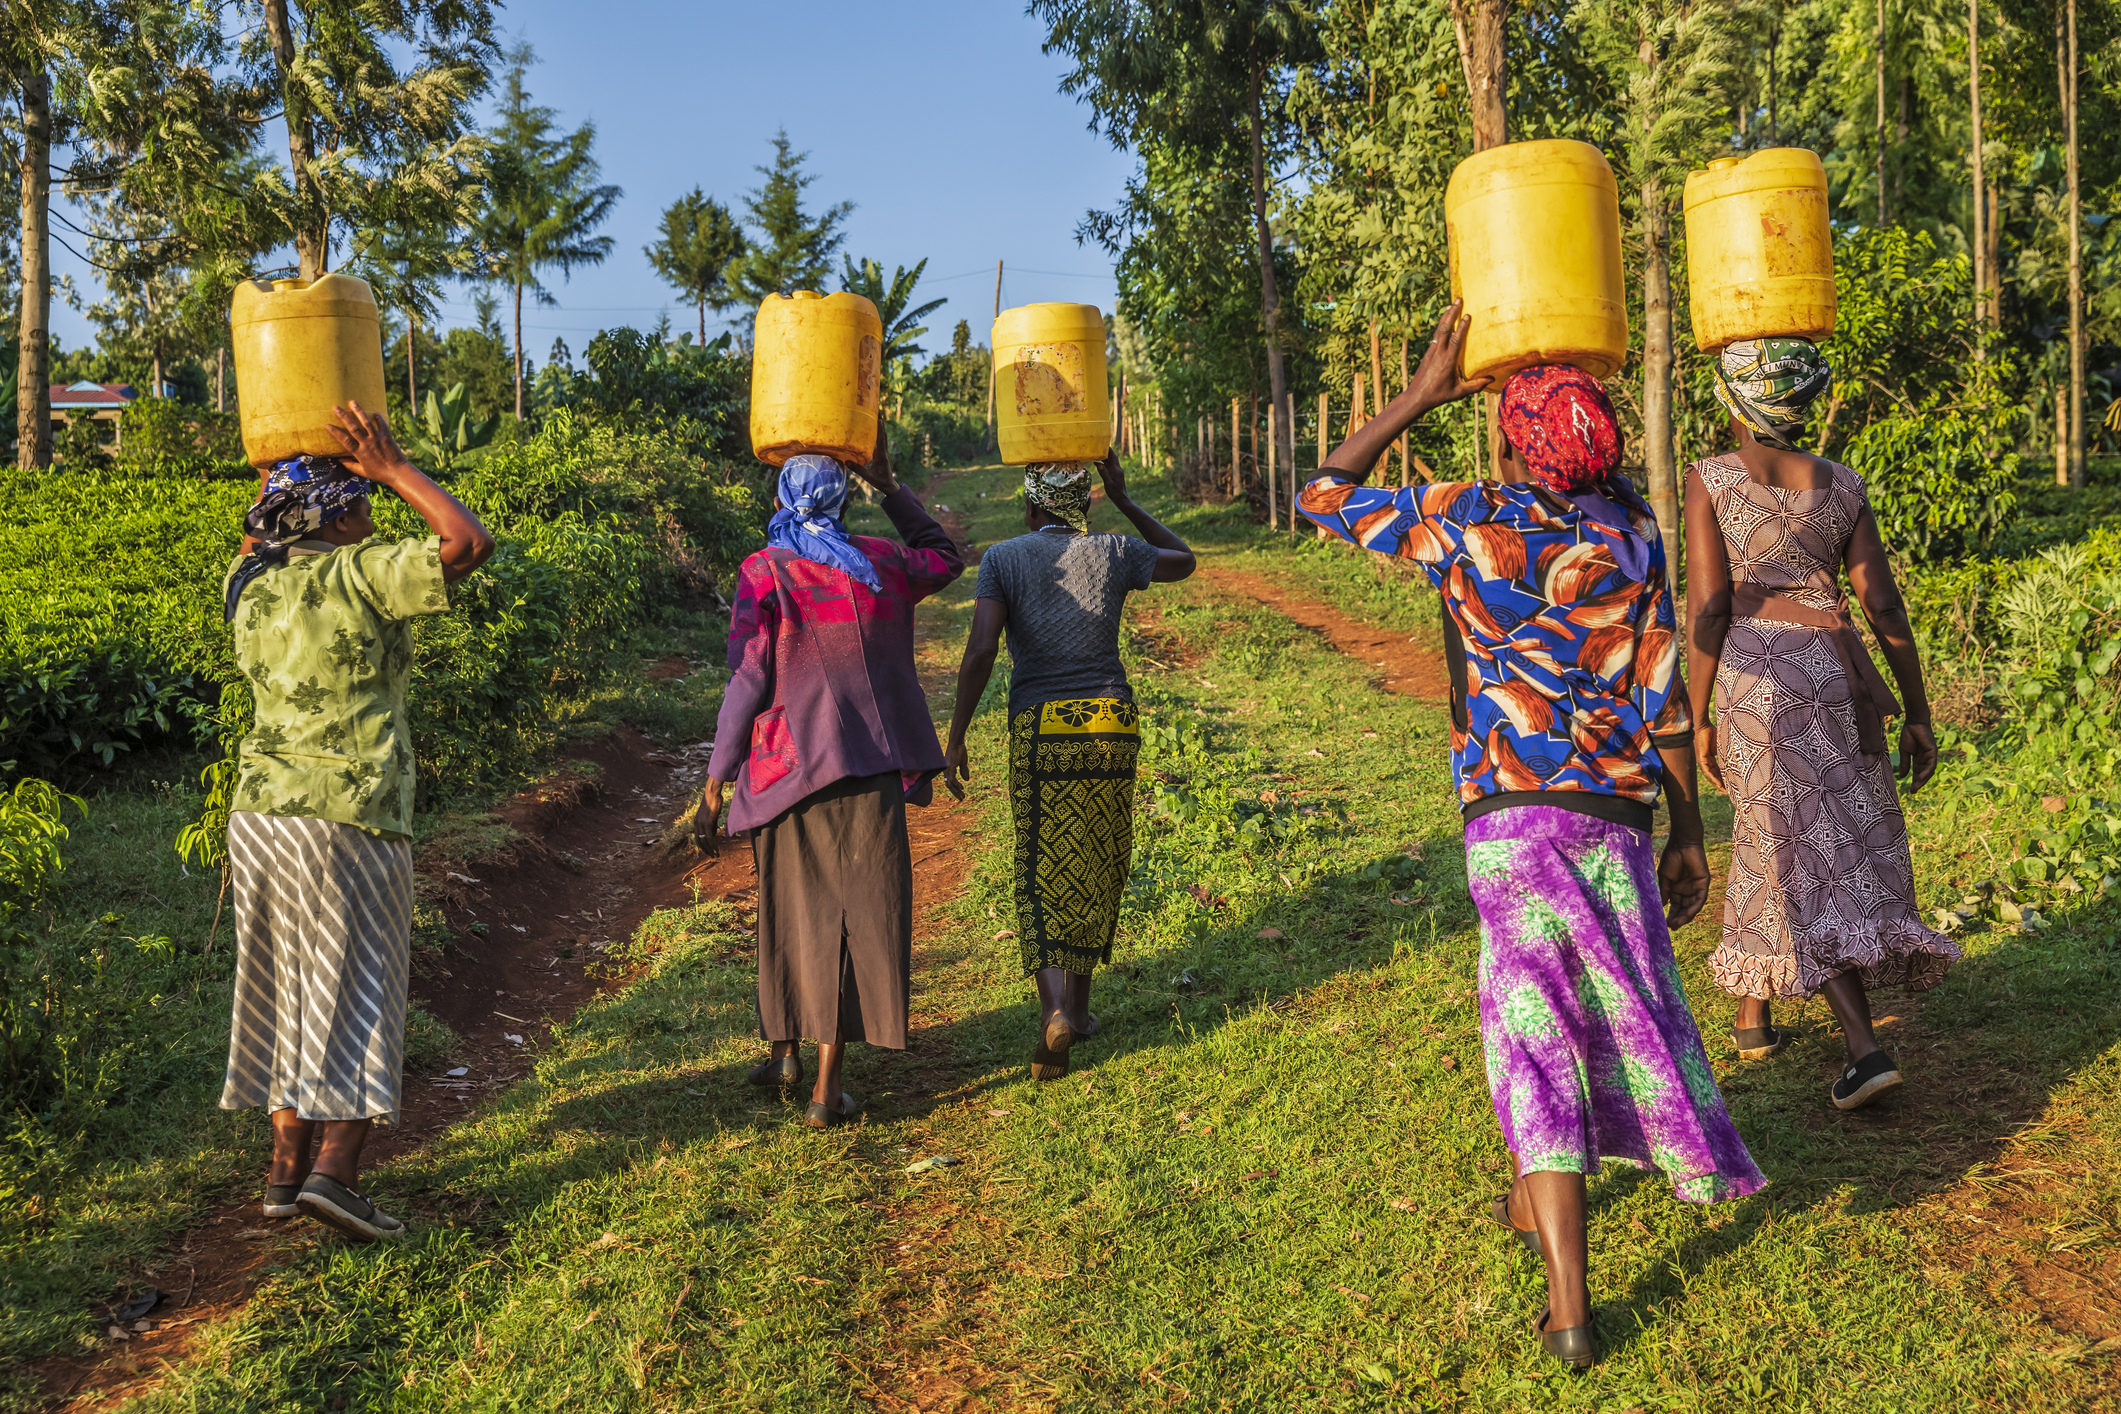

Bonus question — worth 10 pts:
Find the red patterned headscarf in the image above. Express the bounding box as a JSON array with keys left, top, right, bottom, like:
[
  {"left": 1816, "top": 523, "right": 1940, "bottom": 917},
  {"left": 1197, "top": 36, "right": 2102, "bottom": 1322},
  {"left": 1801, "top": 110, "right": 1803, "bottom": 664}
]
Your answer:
[{"left": 1498, "top": 366, "right": 1624, "bottom": 494}]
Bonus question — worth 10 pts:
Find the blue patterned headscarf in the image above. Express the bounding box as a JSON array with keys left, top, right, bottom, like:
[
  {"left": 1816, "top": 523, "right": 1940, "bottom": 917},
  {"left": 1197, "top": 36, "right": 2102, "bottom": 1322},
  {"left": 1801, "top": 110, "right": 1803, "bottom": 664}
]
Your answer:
[
  {"left": 222, "top": 455, "right": 373, "bottom": 622},
  {"left": 767, "top": 454, "right": 879, "bottom": 591}
]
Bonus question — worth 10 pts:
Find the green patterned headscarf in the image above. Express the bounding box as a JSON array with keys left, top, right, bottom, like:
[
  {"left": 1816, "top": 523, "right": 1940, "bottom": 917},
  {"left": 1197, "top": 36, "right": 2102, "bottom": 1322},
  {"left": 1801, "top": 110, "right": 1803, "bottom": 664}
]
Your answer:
[
  {"left": 1024, "top": 461, "right": 1093, "bottom": 532},
  {"left": 1712, "top": 337, "right": 1834, "bottom": 451}
]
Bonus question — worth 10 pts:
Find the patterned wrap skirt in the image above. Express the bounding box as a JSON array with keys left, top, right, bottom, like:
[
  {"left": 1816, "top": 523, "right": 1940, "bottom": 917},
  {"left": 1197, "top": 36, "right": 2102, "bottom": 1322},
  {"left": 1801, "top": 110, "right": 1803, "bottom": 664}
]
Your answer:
[
  {"left": 1711, "top": 619, "right": 1958, "bottom": 998},
  {"left": 1009, "top": 698, "right": 1141, "bottom": 975},
  {"left": 220, "top": 810, "right": 415, "bottom": 1125},
  {"left": 1466, "top": 805, "right": 1765, "bottom": 1205}
]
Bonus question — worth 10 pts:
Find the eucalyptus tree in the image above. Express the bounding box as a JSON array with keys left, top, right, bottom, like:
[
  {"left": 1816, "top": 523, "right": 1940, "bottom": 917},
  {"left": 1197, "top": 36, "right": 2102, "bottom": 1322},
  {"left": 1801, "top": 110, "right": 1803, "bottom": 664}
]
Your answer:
[
  {"left": 467, "top": 43, "right": 621, "bottom": 420},
  {"left": 1034, "top": 0, "right": 1322, "bottom": 475},
  {"left": 646, "top": 187, "right": 746, "bottom": 343}
]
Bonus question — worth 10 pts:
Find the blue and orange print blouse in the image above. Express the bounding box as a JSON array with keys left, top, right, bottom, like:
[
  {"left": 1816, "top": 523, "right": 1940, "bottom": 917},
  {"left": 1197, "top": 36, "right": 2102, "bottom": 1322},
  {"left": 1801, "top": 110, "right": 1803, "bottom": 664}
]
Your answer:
[{"left": 1295, "top": 474, "right": 1692, "bottom": 829}]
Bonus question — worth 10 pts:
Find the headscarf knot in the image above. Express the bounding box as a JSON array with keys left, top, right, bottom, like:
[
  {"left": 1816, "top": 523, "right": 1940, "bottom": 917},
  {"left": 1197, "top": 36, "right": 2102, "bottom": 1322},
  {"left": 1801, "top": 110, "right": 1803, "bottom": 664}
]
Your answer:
[
  {"left": 1024, "top": 461, "right": 1093, "bottom": 533},
  {"left": 767, "top": 454, "right": 881, "bottom": 591},
  {"left": 1712, "top": 337, "right": 1834, "bottom": 451},
  {"left": 223, "top": 455, "right": 372, "bottom": 623}
]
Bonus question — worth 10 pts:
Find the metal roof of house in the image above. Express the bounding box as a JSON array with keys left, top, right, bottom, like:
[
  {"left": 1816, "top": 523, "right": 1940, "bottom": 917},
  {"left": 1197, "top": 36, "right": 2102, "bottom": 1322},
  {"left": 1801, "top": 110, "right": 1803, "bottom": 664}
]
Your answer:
[{"left": 49, "top": 381, "right": 136, "bottom": 409}]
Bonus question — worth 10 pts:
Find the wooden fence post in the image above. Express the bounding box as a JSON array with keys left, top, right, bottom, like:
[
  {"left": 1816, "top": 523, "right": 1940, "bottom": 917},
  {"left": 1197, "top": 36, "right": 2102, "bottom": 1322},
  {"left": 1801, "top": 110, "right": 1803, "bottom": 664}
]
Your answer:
[
  {"left": 1267, "top": 401, "right": 1278, "bottom": 530},
  {"left": 1317, "top": 390, "right": 1327, "bottom": 470},
  {"left": 1229, "top": 397, "right": 1240, "bottom": 499}
]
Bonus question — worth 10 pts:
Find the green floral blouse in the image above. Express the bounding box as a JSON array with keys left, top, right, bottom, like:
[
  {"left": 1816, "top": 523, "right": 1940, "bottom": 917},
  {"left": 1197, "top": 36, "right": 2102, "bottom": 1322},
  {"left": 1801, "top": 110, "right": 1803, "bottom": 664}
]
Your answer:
[{"left": 226, "top": 535, "right": 447, "bottom": 839}]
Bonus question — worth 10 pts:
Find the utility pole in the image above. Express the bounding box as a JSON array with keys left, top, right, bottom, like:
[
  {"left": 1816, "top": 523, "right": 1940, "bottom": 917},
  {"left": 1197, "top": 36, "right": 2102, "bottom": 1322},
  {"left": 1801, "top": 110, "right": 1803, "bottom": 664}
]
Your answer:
[{"left": 985, "top": 260, "right": 1002, "bottom": 453}]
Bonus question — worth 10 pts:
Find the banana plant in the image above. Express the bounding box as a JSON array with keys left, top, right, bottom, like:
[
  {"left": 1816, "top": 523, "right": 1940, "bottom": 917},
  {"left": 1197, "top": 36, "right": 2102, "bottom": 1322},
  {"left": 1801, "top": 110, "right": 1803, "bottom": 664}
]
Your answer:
[{"left": 407, "top": 382, "right": 495, "bottom": 473}]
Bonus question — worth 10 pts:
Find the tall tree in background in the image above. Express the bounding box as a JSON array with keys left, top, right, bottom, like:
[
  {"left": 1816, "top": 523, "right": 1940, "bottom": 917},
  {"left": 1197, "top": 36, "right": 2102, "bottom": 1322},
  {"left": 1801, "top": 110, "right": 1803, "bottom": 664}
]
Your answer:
[
  {"left": 1582, "top": 0, "right": 1737, "bottom": 544},
  {"left": 1035, "top": 0, "right": 1320, "bottom": 477},
  {"left": 645, "top": 188, "right": 746, "bottom": 343},
  {"left": 8, "top": 12, "right": 55, "bottom": 468},
  {"left": 724, "top": 131, "right": 853, "bottom": 310},
  {"left": 838, "top": 255, "right": 944, "bottom": 395},
  {"left": 2063, "top": 0, "right": 2083, "bottom": 485},
  {"left": 250, "top": 0, "right": 498, "bottom": 282},
  {"left": 469, "top": 43, "right": 621, "bottom": 419}
]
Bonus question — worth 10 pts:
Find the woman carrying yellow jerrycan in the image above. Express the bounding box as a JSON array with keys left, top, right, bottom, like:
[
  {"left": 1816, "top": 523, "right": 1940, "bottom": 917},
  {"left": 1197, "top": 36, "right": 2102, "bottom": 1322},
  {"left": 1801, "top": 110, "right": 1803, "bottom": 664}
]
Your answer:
[{"left": 1679, "top": 148, "right": 1957, "bottom": 1111}]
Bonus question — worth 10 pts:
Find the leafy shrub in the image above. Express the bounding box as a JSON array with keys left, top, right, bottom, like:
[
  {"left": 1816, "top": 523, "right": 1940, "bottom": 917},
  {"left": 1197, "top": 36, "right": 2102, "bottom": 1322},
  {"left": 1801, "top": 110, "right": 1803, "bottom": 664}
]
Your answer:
[
  {"left": 1847, "top": 413, "right": 2020, "bottom": 561},
  {"left": 0, "top": 779, "right": 81, "bottom": 925}
]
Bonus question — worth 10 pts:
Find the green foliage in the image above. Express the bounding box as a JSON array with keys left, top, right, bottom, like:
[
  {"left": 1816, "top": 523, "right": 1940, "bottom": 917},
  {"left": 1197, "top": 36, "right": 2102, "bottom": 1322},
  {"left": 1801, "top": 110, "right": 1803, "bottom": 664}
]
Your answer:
[
  {"left": 1847, "top": 414, "right": 2021, "bottom": 560},
  {"left": 0, "top": 779, "right": 82, "bottom": 923},
  {"left": 723, "top": 129, "right": 854, "bottom": 306},
  {"left": 838, "top": 255, "right": 945, "bottom": 383},
  {"left": 404, "top": 381, "right": 497, "bottom": 472},
  {"left": 111, "top": 396, "right": 248, "bottom": 480},
  {"left": 644, "top": 187, "right": 747, "bottom": 342},
  {"left": 575, "top": 327, "right": 749, "bottom": 454}
]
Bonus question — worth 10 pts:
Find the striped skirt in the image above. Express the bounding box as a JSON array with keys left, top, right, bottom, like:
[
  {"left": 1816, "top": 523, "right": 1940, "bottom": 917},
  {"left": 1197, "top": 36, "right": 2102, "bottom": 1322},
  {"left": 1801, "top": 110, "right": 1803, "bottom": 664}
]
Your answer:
[
  {"left": 220, "top": 810, "right": 415, "bottom": 1125},
  {"left": 1008, "top": 698, "right": 1140, "bottom": 975}
]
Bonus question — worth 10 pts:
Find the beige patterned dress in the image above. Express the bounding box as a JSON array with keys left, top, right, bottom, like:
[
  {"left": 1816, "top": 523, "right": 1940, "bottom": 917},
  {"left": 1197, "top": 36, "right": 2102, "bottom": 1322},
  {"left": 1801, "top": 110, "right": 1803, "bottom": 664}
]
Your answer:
[{"left": 1695, "top": 454, "right": 1958, "bottom": 999}]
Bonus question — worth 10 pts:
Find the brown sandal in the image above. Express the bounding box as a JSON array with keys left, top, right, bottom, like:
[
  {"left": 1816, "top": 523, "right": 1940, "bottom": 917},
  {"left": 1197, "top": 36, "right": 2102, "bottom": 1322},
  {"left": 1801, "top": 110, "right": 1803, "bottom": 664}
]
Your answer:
[{"left": 1030, "top": 1013, "right": 1075, "bottom": 1081}]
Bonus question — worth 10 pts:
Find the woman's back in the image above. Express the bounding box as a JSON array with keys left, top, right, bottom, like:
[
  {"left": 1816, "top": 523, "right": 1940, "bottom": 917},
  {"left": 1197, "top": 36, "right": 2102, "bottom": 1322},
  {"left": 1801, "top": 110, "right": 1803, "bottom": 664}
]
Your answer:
[
  {"left": 1695, "top": 452, "right": 1865, "bottom": 613},
  {"left": 975, "top": 529, "right": 1159, "bottom": 716}
]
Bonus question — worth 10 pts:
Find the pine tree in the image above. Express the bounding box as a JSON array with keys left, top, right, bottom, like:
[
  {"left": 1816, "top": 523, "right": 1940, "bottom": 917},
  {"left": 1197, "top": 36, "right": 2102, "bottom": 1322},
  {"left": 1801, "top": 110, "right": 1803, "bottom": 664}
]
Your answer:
[
  {"left": 645, "top": 188, "right": 746, "bottom": 343},
  {"left": 468, "top": 43, "right": 621, "bottom": 419},
  {"left": 724, "top": 131, "right": 853, "bottom": 310}
]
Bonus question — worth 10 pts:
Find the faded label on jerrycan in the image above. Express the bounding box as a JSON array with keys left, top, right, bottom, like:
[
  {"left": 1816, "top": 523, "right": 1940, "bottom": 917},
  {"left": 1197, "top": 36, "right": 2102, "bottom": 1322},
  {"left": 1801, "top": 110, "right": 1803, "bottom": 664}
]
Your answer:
[
  {"left": 1013, "top": 342, "right": 1085, "bottom": 415},
  {"left": 856, "top": 336, "right": 880, "bottom": 407}
]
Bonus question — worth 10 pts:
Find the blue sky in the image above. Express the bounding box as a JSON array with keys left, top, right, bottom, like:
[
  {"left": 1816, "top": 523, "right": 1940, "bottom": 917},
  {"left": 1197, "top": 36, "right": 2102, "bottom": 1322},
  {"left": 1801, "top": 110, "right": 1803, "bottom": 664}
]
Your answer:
[{"left": 47, "top": 0, "right": 1134, "bottom": 365}]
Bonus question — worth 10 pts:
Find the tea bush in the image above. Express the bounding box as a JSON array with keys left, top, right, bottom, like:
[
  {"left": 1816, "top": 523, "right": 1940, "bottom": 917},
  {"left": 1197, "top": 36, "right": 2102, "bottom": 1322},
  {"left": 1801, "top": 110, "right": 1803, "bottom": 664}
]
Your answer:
[{"left": 0, "top": 413, "right": 766, "bottom": 804}]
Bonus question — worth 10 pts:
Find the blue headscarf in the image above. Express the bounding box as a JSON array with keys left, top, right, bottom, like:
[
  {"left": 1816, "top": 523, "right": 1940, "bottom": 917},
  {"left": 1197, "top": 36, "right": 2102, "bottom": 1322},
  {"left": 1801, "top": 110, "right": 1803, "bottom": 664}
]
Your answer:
[
  {"left": 766, "top": 454, "right": 879, "bottom": 591},
  {"left": 222, "top": 456, "right": 373, "bottom": 622}
]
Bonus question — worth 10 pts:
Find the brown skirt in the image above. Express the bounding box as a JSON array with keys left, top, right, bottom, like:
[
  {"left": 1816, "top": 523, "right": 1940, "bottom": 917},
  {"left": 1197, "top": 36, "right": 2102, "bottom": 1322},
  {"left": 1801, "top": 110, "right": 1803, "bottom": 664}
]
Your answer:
[{"left": 751, "top": 771, "right": 913, "bottom": 1049}]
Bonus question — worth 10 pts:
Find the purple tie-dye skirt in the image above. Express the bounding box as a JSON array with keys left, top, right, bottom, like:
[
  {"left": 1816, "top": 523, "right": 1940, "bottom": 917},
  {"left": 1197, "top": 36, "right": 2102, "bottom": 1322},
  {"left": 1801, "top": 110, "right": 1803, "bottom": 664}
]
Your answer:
[{"left": 1465, "top": 805, "right": 1766, "bottom": 1204}]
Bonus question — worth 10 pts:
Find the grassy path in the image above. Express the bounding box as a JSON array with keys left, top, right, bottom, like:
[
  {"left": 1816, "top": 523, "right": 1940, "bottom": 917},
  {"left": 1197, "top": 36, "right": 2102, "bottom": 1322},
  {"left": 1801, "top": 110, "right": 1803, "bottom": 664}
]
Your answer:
[{"left": 97, "top": 465, "right": 2120, "bottom": 1412}]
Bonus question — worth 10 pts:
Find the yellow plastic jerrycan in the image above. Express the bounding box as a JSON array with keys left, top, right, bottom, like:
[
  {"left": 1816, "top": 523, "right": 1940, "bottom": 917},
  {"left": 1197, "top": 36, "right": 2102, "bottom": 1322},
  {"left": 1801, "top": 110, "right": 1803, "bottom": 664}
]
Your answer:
[
  {"left": 749, "top": 290, "right": 882, "bottom": 467},
  {"left": 1444, "top": 140, "right": 1629, "bottom": 381},
  {"left": 230, "top": 273, "right": 390, "bottom": 468},
  {"left": 1683, "top": 148, "right": 1835, "bottom": 352},
  {"left": 992, "top": 302, "right": 1111, "bottom": 465}
]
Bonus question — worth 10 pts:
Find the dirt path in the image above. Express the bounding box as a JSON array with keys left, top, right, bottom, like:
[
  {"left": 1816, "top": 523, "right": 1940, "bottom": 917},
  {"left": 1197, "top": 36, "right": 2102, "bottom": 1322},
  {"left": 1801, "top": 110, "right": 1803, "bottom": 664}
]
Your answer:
[
  {"left": 1195, "top": 561, "right": 1451, "bottom": 701},
  {"left": 39, "top": 474, "right": 993, "bottom": 1413},
  {"left": 39, "top": 726, "right": 714, "bottom": 1412}
]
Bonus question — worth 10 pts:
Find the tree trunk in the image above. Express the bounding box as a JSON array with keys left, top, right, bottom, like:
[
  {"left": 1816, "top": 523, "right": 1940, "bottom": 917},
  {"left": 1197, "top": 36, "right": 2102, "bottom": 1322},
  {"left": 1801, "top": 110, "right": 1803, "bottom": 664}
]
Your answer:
[
  {"left": 513, "top": 277, "right": 526, "bottom": 420},
  {"left": 217, "top": 344, "right": 227, "bottom": 414},
  {"left": 261, "top": 0, "right": 325, "bottom": 280},
  {"left": 1471, "top": 0, "right": 1508, "bottom": 478},
  {"left": 1248, "top": 68, "right": 1294, "bottom": 483},
  {"left": 407, "top": 314, "right": 418, "bottom": 410},
  {"left": 17, "top": 69, "right": 51, "bottom": 470},
  {"left": 1875, "top": 0, "right": 1887, "bottom": 226},
  {"left": 1642, "top": 178, "right": 1679, "bottom": 547},
  {"left": 1984, "top": 183, "right": 2002, "bottom": 324},
  {"left": 2056, "top": 383, "right": 2068, "bottom": 486},
  {"left": 1970, "top": 0, "right": 1985, "bottom": 339},
  {"left": 698, "top": 298, "right": 706, "bottom": 346},
  {"left": 2066, "top": 0, "right": 2084, "bottom": 488}
]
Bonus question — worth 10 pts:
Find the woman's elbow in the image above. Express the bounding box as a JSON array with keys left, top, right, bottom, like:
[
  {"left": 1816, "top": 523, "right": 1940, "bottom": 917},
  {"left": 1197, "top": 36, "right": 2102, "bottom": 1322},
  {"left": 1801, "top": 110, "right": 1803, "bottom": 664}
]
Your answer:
[{"left": 1156, "top": 551, "right": 1198, "bottom": 583}]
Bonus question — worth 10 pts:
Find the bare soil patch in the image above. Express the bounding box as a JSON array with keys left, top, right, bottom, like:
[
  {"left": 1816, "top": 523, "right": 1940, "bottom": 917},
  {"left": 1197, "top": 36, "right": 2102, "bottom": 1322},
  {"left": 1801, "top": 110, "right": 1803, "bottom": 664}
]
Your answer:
[{"left": 1196, "top": 562, "right": 1450, "bottom": 701}]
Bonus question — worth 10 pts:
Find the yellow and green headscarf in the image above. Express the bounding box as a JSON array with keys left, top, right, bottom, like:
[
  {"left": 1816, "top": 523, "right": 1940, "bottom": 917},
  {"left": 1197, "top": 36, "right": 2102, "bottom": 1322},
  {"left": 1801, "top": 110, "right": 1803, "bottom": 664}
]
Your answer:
[
  {"left": 1712, "top": 338, "right": 1834, "bottom": 451},
  {"left": 1024, "top": 461, "right": 1094, "bottom": 533}
]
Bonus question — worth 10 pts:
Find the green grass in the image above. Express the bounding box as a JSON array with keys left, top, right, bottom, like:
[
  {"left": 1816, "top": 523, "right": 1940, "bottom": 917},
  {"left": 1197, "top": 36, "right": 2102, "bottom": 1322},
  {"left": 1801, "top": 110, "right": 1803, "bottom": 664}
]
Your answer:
[{"left": 12, "top": 463, "right": 2121, "bottom": 1410}]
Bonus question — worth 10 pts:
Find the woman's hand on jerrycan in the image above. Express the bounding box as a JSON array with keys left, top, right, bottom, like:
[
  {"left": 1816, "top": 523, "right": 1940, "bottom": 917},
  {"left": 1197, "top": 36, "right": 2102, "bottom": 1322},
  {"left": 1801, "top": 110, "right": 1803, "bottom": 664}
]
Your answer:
[
  {"left": 327, "top": 401, "right": 416, "bottom": 484},
  {"left": 1402, "top": 299, "right": 1492, "bottom": 417},
  {"left": 850, "top": 409, "right": 899, "bottom": 496},
  {"left": 1096, "top": 447, "right": 1125, "bottom": 499}
]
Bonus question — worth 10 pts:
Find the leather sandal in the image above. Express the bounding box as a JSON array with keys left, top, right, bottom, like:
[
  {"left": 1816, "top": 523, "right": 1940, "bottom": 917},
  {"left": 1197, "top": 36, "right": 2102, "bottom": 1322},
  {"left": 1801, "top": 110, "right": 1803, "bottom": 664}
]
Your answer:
[
  {"left": 1537, "top": 1306, "right": 1595, "bottom": 1370},
  {"left": 1031, "top": 1012, "right": 1075, "bottom": 1082},
  {"left": 1488, "top": 1192, "right": 1543, "bottom": 1258},
  {"left": 747, "top": 1052, "right": 803, "bottom": 1087},
  {"left": 803, "top": 1092, "right": 861, "bottom": 1128}
]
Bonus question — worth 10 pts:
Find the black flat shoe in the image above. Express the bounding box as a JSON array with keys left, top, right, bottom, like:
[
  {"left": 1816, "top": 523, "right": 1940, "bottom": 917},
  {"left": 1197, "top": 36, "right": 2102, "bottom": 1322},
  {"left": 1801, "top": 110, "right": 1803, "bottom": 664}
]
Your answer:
[
  {"left": 263, "top": 1183, "right": 303, "bottom": 1219},
  {"left": 1487, "top": 1193, "right": 1543, "bottom": 1257},
  {"left": 1732, "top": 1024, "right": 1788, "bottom": 1061},
  {"left": 1537, "top": 1307, "right": 1595, "bottom": 1370},
  {"left": 748, "top": 1052, "right": 803, "bottom": 1087},
  {"left": 803, "top": 1092, "right": 860, "bottom": 1128},
  {"left": 1031, "top": 1013, "right": 1074, "bottom": 1082},
  {"left": 1831, "top": 1050, "right": 1902, "bottom": 1110}
]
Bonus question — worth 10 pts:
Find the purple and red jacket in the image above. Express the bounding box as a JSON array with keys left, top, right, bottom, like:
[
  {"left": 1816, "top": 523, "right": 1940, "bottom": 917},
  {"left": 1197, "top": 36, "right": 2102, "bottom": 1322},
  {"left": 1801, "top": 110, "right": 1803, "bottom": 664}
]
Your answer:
[{"left": 708, "top": 487, "right": 964, "bottom": 833}]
